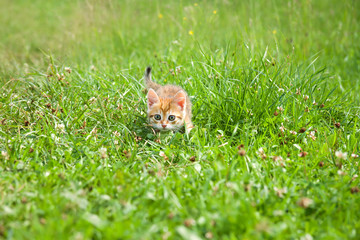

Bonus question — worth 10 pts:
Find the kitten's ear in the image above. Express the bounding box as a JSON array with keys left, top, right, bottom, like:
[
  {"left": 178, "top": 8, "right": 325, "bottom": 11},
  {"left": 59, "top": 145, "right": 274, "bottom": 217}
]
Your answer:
[
  {"left": 147, "top": 88, "right": 159, "bottom": 108},
  {"left": 173, "top": 90, "right": 186, "bottom": 110}
]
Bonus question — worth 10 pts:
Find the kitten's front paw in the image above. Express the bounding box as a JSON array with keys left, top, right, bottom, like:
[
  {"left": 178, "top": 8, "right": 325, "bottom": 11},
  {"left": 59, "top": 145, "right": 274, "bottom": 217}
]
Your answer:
[{"left": 185, "top": 125, "right": 194, "bottom": 134}]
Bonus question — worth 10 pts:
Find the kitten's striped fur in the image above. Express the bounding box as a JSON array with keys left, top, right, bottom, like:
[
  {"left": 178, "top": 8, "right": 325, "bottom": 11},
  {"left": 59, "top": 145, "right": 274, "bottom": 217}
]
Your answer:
[{"left": 145, "top": 67, "right": 193, "bottom": 132}]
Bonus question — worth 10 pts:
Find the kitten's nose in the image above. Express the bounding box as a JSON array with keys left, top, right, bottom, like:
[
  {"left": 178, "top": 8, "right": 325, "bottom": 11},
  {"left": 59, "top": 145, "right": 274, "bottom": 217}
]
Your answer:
[{"left": 162, "top": 124, "right": 167, "bottom": 128}]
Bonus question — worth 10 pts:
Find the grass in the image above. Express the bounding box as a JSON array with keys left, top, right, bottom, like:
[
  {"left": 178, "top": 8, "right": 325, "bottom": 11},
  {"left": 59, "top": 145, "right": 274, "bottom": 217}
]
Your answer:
[{"left": 0, "top": 0, "right": 359, "bottom": 239}]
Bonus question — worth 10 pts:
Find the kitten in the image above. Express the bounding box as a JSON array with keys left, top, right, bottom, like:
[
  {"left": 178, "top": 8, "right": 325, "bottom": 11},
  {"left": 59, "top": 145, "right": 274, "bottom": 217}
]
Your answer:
[{"left": 144, "top": 67, "right": 193, "bottom": 133}]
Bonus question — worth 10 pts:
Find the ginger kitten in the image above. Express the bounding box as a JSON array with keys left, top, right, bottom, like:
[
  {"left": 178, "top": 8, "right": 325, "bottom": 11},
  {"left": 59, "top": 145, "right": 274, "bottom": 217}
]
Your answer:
[{"left": 144, "top": 67, "right": 193, "bottom": 132}]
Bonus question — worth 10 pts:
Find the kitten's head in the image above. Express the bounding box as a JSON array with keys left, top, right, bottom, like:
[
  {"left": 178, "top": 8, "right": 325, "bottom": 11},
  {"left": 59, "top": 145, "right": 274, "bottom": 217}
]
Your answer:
[{"left": 147, "top": 89, "right": 186, "bottom": 131}]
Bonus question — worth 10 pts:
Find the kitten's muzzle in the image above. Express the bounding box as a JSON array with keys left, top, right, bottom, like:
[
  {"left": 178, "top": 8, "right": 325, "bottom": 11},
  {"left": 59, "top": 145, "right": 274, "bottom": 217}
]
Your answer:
[{"left": 162, "top": 124, "right": 167, "bottom": 129}]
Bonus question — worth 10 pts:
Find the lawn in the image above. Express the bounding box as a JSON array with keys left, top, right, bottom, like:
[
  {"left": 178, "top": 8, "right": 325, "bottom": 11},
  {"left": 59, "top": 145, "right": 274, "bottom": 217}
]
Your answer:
[{"left": 0, "top": 0, "right": 359, "bottom": 239}]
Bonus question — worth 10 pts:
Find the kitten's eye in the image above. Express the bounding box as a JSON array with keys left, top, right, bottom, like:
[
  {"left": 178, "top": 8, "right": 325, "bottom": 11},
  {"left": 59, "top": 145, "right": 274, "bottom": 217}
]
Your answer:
[
  {"left": 168, "top": 115, "right": 176, "bottom": 121},
  {"left": 154, "top": 114, "right": 161, "bottom": 120}
]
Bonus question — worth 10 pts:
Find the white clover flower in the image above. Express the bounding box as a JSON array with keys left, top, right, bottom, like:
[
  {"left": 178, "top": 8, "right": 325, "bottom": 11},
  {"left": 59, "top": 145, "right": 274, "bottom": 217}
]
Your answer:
[
  {"left": 113, "top": 131, "right": 120, "bottom": 137},
  {"left": 257, "top": 147, "right": 265, "bottom": 155},
  {"left": 279, "top": 123, "right": 286, "bottom": 133},
  {"left": 297, "top": 197, "right": 313, "bottom": 208},
  {"left": 99, "top": 147, "right": 108, "bottom": 159},
  {"left": 273, "top": 210, "right": 284, "bottom": 216},
  {"left": 352, "top": 174, "right": 358, "bottom": 181},
  {"left": 257, "top": 147, "right": 267, "bottom": 159},
  {"left": 1, "top": 151, "right": 9, "bottom": 160},
  {"left": 300, "top": 233, "right": 313, "bottom": 240},
  {"left": 309, "top": 131, "right": 316, "bottom": 141},
  {"left": 51, "top": 133, "right": 60, "bottom": 142},
  {"left": 277, "top": 106, "right": 284, "bottom": 112},
  {"left": 272, "top": 156, "right": 283, "bottom": 162},
  {"left": 335, "top": 151, "right": 347, "bottom": 160},
  {"left": 55, "top": 123, "right": 65, "bottom": 134},
  {"left": 274, "top": 187, "right": 287, "bottom": 198},
  {"left": 65, "top": 67, "right": 72, "bottom": 73},
  {"left": 159, "top": 151, "right": 169, "bottom": 160}
]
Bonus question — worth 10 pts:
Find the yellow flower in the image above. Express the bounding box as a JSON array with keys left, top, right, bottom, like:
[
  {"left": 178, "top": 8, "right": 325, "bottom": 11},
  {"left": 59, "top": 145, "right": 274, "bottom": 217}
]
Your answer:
[
  {"left": 164, "top": 79, "right": 167, "bottom": 83},
  {"left": 213, "top": 10, "right": 217, "bottom": 14},
  {"left": 158, "top": 13, "right": 163, "bottom": 19},
  {"left": 188, "top": 30, "right": 194, "bottom": 35},
  {"left": 194, "top": 3, "right": 198, "bottom": 6},
  {"left": 272, "top": 30, "right": 277, "bottom": 34},
  {"left": 183, "top": 17, "right": 187, "bottom": 20}
]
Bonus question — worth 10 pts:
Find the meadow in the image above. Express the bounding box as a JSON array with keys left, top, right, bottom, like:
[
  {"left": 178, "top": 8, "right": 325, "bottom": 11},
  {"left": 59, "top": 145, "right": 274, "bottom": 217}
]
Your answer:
[{"left": 0, "top": 0, "right": 359, "bottom": 239}]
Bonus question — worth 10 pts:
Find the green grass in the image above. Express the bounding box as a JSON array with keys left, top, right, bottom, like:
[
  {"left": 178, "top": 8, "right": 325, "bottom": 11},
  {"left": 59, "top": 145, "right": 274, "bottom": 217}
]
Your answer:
[{"left": 0, "top": 0, "right": 359, "bottom": 239}]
